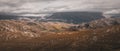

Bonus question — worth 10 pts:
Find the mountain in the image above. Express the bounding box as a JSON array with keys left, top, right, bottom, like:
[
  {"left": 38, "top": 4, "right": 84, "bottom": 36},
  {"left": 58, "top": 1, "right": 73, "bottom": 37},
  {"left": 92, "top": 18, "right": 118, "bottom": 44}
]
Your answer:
[
  {"left": 0, "top": 12, "right": 105, "bottom": 24},
  {"left": 0, "top": 13, "right": 19, "bottom": 20},
  {"left": 0, "top": 13, "right": 120, "bottom": 51},
  {"left": 88, "top": 18, "right": 120, "bottom": 28},
  {"left": 69, "top": 18, "right": 120, "bottom": 31},
  {"left": 45, "top": 11, "right": 105, "bottom": 24},
  {"left": 0, "top": 20, "right": 73, "bottom": 40},
  {"left": 110, "top": 14, "right": 120, "bottom": 18},
  {"left": 0, "top": 24, "right": 120, "bottom": 51}
]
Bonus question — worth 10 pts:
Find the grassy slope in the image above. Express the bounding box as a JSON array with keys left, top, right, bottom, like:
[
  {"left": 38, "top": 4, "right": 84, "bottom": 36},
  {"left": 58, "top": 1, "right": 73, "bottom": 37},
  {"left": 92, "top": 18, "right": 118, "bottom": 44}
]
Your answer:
[
  {"left": 0, "top": 25, "right": 120, "bottom": 51},
  {"left": 0, "top": 20, "right": 73, "bottom": 40}
]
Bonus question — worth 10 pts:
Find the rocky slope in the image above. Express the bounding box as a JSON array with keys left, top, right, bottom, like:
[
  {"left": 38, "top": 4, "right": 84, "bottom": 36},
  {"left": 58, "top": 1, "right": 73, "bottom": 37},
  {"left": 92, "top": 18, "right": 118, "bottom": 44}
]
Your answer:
[
  {"left": 0, "top": 18, "right": 120, "bottom": 51},
  {"left": 0, "top": 25, "right": 120, "bottom": 51},
  {"left": 0, "top": 20, "right": 73, "bottom": 40},
  {"left": 69, "top": 18, "right": 120, "bottom": 31}
]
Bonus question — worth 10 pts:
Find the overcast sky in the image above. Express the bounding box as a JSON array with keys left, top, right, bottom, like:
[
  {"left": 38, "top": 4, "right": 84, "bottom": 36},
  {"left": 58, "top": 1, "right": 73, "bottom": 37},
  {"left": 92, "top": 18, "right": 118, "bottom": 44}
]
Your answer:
[{"left": 0, "top": 0, "right": 120, "bottom": 16}]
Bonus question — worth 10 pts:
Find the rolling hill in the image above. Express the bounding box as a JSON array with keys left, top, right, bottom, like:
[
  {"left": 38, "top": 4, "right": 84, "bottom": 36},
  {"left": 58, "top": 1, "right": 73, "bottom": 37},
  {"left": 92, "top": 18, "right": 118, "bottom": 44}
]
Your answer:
[
  {"left": 0, "top": 24, "right": 120, "bottom": 51},
  {"left": 0, "top": 18, "right": 119, "bottom": 51},
  {"left": 69, "top": 18, "right": 120, "bottom": 31},
  {"left": 0, "top": 20, "right": 73, "bottom": 40}
]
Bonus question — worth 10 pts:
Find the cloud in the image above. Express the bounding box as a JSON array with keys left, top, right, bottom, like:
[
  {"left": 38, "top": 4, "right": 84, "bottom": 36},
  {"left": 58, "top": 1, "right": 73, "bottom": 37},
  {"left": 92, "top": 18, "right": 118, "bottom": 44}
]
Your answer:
[
  {"left": 104, "top": 10, "right": 120, "bottom": 15},
  {"left": 103, "top": 9, "right": 120, "bottom": 17},
  {"left": 0, "top": 0, "right": 120, "bottom": 16}
]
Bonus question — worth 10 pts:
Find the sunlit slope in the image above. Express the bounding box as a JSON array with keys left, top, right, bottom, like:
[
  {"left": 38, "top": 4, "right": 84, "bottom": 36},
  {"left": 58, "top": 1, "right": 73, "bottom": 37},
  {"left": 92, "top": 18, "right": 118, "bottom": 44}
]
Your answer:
[{"left": 0, "top": 20, "right": 72, "bottom": 40}]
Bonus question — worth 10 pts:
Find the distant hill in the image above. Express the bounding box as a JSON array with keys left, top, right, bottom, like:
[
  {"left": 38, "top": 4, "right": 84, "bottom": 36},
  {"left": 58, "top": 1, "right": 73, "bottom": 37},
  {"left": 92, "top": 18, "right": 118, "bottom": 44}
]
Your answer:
[
  {"left": 69, "top": 18, "right": 120, "bottom": 31},
  {"left": 0, "top": 12, "right": 105, "bottom": 24},
  {"left": 46, "top": 12, "right": 105, "bottom": 24},
  {"left": 88, "top": 18, "right": 120, "bottom": 28},
  {"left": 0, "top": 13, "right": 19, "bottom": 20},
  {"left": 110, "top": 14, "right": 120, "bottom": 18}
]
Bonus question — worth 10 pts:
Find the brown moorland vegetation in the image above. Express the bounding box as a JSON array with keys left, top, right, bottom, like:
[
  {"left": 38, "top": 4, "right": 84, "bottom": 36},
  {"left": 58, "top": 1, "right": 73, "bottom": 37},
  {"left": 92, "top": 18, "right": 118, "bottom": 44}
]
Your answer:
[{"left": 0, "top": 20, "right": 120, "bottom": 51}]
